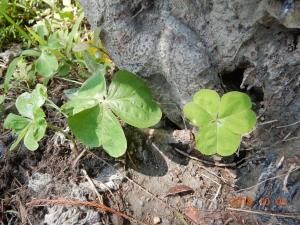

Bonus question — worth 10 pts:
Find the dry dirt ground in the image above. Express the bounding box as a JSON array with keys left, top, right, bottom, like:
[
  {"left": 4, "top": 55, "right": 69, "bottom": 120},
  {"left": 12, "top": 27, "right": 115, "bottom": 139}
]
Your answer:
[{"left": 0, "top": 62, "right": 300, "bottom": 225}]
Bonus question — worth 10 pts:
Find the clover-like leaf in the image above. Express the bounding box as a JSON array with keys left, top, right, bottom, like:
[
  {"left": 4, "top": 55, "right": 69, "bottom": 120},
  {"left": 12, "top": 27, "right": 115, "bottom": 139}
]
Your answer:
[
  {"left": 106, "top": 70, "right": 162, "bottom": 128},
  {"left": 3, "top": 85, "right": 48, "bottom": 151},
  {"left": 62, "top": 69, "right": 161, "bottom": 157},
  {"left": 35, "top": 50, "right": 58, "bottom": 77},
  {"left": 184, "top": 90, "right": 256, "bottom": 156},
  {"left": 68, "top": 105, "right": 126, "bottom": 157},
  {"left": 16, "top": 84, "right": 47, "bottom": 119}
]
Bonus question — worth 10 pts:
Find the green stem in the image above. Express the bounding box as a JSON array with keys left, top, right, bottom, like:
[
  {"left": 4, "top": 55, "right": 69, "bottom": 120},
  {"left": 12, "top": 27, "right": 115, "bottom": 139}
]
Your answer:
[
  {"left": 47, "top": 123, "right": 79, "bottom": 155},
  {"left": 54, "top": 76, "right": 83, "bottom": 85},
  {"left": 46, "top": 99, "right": 67, "bottom": 117}
]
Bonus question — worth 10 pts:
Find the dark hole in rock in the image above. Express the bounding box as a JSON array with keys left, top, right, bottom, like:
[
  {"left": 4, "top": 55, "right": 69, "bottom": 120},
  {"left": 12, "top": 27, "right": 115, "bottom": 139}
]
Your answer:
[
  {"left": 248, "top": 86, "right": 264, "bottom": 111},
  {"left": 220, "top": 67, "right": 245, "bottom": 92},
  {"left": 162, "top": 117, "right": 181, "bottom": 130},
  {"left": 220, "top": 66, "right": 264, "bottom": 111}
]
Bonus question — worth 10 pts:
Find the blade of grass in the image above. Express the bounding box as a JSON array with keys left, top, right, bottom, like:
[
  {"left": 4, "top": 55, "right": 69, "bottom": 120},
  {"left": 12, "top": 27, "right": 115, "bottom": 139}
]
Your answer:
[
  {"left": 26, "top": 27, "right": 47, "bottom": 45},
  {"left": 4, "top": 56, "right": 22, "bottom": 92},
  {"left": 0, "top": 9, "right": 32, "bottom": 43},
  {"left": 66, "top": 11, "right": 84, "bottom": 56}
]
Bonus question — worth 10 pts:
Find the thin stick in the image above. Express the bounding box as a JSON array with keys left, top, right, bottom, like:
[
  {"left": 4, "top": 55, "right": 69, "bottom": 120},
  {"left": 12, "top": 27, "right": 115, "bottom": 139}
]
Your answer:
[
  {"left": 283, "top": 136, "right": 300, "bottom": 142},
  {"left": 81, "top": 169, "right": 103, "bottom": 204},
  {"left": 201, "top": 174, "right": 222, "bottom": 209},
  {"left": 54, "top": 76, "right": 83, "bottom": 85},
  {"left": 282, "top": 164, "right": 296, "bottom": 192},
  {"left": 227, "top": 207, "right": 300, "bottom": 219},
  {"left": 72, "top": 148, "right": 88, "bottom": 168},
  {"left": 26, "top": 198, "right": 147, "bottom": 225},
  {"left": 258, "top": 120, "right": 278, "bottom": 126},
  {"left": 174, "top": 147, "right": 237, "bottom": 167},
  {"left": 276, "top": 120, "right": 300, "bottom": 129},
  {"left": 283, "top": 131, "right": 292, "bottom": 141},
  {"left": 234, "top": 166, "right": 300, "bottom": 193}
]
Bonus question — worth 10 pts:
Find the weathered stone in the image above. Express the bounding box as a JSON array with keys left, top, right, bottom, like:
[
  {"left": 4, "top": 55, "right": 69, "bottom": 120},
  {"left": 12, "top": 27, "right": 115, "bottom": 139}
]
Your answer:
[{"left": 80, "top": 0, "right": 300, "bottom": 127}]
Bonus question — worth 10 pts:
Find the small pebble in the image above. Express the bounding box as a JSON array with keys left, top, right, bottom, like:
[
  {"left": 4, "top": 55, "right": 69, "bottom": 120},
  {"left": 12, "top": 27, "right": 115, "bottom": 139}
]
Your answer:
[{"left": 153, "top": 217, "right": 161, "bottom": 224}]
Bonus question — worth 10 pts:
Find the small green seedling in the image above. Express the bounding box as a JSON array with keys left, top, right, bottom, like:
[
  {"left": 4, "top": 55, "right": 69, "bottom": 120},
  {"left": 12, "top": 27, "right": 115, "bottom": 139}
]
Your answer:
[
  {"left": 4, "top": 84, "right": 48, "bottom": 151},
  {"left": 62, "top": 70, "right": 162, "bottom": 157},
  {"left": 184, "top": 89, "right": 256, "bottom": 156}
]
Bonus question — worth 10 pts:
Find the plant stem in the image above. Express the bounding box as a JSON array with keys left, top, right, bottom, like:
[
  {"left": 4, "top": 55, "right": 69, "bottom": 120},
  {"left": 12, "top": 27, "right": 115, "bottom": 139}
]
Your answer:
[
  {"left": 54, "top": 76, "right": 83, "bottom": 85},
  {"left": 47, "top": 123, "right": 79, "bottom": 155},
  {"left": 46, "top": 99, "right": 67, "bottom": 117}
]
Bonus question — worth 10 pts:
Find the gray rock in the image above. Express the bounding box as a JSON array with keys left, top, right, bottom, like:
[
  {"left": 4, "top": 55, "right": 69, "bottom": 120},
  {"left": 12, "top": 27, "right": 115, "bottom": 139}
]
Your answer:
[
  {"left": 28, "top": 172, "right": 53, "bottom": 192},
  {"left": 80, "top": 0, "right": 300, "bottom": 127}
]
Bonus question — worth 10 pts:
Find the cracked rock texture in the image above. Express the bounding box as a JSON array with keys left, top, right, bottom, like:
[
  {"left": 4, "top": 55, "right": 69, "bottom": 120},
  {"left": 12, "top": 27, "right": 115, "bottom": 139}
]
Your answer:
[{"left": 80, "top": 0, "right": 299, "bottom": 126}]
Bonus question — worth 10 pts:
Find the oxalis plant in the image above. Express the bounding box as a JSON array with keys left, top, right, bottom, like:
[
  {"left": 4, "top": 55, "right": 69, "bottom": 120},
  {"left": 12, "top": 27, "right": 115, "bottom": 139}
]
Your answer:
[
  {"left": 4, "top": 70, "right": 162, "bottom": 157},
  {"left": 183, "top": 89, "right": 256, "bottom": 156},
  {"left": 61, "top": 70, "right": 162, "bottom": 157},
  {"left": 4, "top": 84, "right": 48, "bottom": 151}
]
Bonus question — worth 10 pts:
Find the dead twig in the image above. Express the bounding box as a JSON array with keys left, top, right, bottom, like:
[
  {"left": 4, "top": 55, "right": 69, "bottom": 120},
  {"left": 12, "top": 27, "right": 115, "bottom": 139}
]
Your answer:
[
  {"left": 283, "top": 164, "right": 297, "bottom": 193},
  {"left": 174, "top": 147, "right": 238, "bottom": 167},
  {"left": 227, "top": 207, "right": 300, "bottom": 219},
  {"left": 258, "top": 120, "right": 278, "bottom": 126},
  {"left": 282, "top": 131, "right": 292, "bottom": 141},
  {"left": 26, "top": 198, "right": 148, "bottom": 225},
  {"left": 81, "top": 169, "right": 103, "bottom": 204},
  {"left": 276, "top": 120, "right": 300, "bottom": 129},
  {"left": 72, "top": 148, "right": 88, "bottom": 168},
  {"left": 201, "top": 173, "right": 222, "bottom": 209},
  {"left": 283, "top": 136, "right": 300, "bottom": 142}
]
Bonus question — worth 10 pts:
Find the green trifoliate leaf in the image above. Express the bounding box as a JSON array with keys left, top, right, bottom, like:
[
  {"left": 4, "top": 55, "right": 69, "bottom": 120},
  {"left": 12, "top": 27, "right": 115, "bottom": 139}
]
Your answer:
[
  {"left": 183, "top": 90, "right": 256, "bottom": 156},
  {"left": 3, "top": 85, "right": 48, "bottom": 151},
  {"left": 68, "top": 105, "right": 126, "bottom": 157},
  {"left": 63, "top": 69, "right": 161, "bottom": 157},
  {"left": 16, "top": 84, "right": 47, "bottom": 119},
  {"left": 106, "top": 70, "right": 162, "bottom": 128},
  {"left": 35, "top": 50, "right": 58, "bottom": 77}
]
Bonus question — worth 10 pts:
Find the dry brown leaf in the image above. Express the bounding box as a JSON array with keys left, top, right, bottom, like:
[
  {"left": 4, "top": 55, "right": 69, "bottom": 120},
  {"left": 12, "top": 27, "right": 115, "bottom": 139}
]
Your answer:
[{"left": 165, "top": 184, "right": 194, "bottom": 196}]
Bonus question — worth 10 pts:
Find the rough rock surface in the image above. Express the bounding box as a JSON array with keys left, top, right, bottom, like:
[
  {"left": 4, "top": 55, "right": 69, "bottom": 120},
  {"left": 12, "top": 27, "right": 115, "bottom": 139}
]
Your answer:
[{"left": 80, "top": 0, "right": 300, "bottom": 127}]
